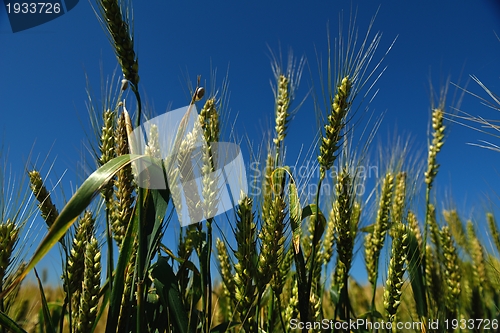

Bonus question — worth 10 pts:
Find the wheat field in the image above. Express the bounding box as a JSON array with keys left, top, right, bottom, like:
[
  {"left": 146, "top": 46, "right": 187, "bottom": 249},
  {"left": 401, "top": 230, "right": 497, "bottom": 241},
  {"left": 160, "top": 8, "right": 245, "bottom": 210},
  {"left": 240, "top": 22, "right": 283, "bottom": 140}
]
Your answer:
[{"left": 1, "top": 1, "right": 500, "bottom": 333}]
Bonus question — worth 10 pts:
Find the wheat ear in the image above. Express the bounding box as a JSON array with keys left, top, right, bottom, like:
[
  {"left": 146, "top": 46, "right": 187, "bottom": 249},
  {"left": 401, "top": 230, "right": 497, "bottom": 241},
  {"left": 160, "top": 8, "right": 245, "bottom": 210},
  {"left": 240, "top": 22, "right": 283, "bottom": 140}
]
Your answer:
[
  {"left": 365, "top": 172, "right": 393, "bottom": 287},
  {"left": 215, "top": 238, "right": 235, "bottom": 304},
  {"left": 65, "top": 211, "right": 95, "bottom": 329},
  {"left": 95, "top": 0, "right": 139, "bottom": 89},
  {"left": 233, "top": 194, "right": 258, "bottom": 331},
  {"left": 440, "top": 225, "right": 461, "bottom": 317},
  {"left": 318, "top": 76, "right": 352, "bottom": 179},
  {"left": 111, "top": 111, "right": 135, "bottom": 247},
  {"left": 75, "top": 237, "right": 101, "bottom": 333},
  {"left": 384, "top": 224, "right": 409, "bottom": 323},
  {"left": 0, "top": 221, "right": 19, "bottom": 285},
  {"left": 487, "top": 213, "right": 500, "bottom": 254},
  {"left": 28, "top": 170, "right": 59, "bottom": 229}
]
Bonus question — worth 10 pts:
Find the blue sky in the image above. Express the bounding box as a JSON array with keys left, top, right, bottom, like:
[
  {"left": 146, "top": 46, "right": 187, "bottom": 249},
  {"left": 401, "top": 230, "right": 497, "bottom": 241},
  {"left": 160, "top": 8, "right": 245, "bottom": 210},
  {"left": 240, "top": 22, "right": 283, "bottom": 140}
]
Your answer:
[{"left": 2, "top": 1, "right": 500, "bottom": 284}]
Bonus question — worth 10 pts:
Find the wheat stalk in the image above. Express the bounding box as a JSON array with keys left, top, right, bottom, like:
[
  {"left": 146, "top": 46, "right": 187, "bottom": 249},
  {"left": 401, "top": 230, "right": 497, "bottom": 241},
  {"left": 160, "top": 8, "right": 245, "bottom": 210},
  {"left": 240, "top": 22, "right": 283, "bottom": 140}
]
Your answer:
[{"left": 384, "top": 224, "right": 409, "bottom": 323}]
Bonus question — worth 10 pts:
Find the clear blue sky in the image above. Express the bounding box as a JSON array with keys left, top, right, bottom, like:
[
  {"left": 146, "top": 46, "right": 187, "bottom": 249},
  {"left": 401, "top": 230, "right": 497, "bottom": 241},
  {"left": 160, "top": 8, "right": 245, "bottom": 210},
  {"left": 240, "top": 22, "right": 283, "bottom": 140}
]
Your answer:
[{"left": 2, "top": 1, "right": 500, "bottom": 284}]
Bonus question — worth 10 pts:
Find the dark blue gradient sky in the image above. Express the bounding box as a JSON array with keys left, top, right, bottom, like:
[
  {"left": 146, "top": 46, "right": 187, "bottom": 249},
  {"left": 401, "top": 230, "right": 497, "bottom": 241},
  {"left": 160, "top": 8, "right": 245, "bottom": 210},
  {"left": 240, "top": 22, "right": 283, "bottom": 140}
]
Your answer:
[{"left": 2, "top": 0, "right": 500, "bottom": 283}]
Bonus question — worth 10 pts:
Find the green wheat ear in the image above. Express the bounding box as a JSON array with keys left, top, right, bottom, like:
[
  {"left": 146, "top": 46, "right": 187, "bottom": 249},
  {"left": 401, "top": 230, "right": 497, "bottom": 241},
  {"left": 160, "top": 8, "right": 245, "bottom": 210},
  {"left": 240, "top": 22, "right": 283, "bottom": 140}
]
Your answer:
[
  {"left": 440, "top": 225, "right": 461, "bottom": 317},
  {"left": 75, "top": 237, "right": 101, "bottom": 333},
  {"left": 95, "top": 0, "right": 139, "bottom": 89},
  {"left": 0, "top": 221, "right": 20, "bottom": 284},
  {"left": 365, "top": 172, "right": 394, "bottom": 287},
  {"left": 424, "top": 107, "right": 445, "bottom": 188},
  {"left": 111, "top": 111, "right": 135, "bottom": 248},
  {"left": 318, "top": 76, "right": 352, "bottom": 179},
  {"left": 65, "top": 210, "right": 95, "bottom": 328},
  {"left": 384, "top": 223, "right": 409, "bottom": 323},
  {"left": 28, "top": 170, "right": 59, "bottom": 229}
]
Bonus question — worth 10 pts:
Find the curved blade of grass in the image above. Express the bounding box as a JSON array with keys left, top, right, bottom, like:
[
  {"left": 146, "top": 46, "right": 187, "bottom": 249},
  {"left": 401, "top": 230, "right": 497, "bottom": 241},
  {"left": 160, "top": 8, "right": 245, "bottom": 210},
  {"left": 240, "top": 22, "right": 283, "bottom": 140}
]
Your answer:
[
  {"left": 152, "top": 256, "right": 189, "bottom": 333},
  {"left": 301, "top": 203, "right": 326, "bottom": 244},
  {"left": 34, "top": 268, "right": 56, "bottom": 333},
  {"left": 0, "top": 311, "right": 27, "bottom": 333},
  {"left": 160, "top": 243, "right": 201, "bottom": 276},
  {"left": 0, "top": 154, "right": 142, "bottom": 299},
  {"left": 105, "top": 202, "right": 138, "bottom": 333},
  {"left": 210, "top": 321, "right": 240, "bottom": 333},
  {"left": 144, "top": 188, "right": 170, "bottom": 277}
]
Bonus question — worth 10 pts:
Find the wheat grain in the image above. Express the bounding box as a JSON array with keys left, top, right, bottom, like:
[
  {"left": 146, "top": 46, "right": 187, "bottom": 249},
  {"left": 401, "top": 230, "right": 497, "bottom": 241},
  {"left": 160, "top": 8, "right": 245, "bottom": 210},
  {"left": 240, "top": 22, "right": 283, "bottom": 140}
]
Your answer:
[
  {"left": 0, "top": 221, "right": 19, "bottom": 284},
  {"left": 233, "top": 194, "right": 257, "bottom": 315},
  {"left": 443, "top": 209, "right": 468, "bottom": 250},
  {"left": 384, "top": 224, "right": 409, "bottom": 322},
  {"left": 427, "top": 204, "right": 441, "bottom": 251},
  {"left": 283, "top": 277, "right": 299, "bottom": 324},
  {"left": 258, "top": 195, "right": 286, "bottom": 289},
  {"left": 199, "top": 97, "right": 220, "bottom": 145},
  {"left": 28, "top": 170, "right": 59, "bottom": 228},
  {"left": 322, "top": 204, "right": 336, "bottom": 266},
  {"left": 215, "top": 238, "right": 235, "bottom": 301},
  {"left": 99, "top": 109, "right": 116, "bottom": 166},
  {"left": 365, "top": 172, "right": 393, "bottom": 286},
  {"left": 391, "top": 171, "right": 406, "bottom": 225},
  {"left": 424, "top": 244, "right": 442, "bottom": 311},
  {"left": 424, "top": 108, "right": 445, "bottom": 188},
  {"left": 466, "top": 221, "right": 487, "bottom": 291},
  {"left": 144, "top": 124, "right": 161, "bottom": 159},
  {"left": 110, "top": 111, "right": 135, "bottom": 247},
  {"left": 487, "top": 213, "right": 500, "bottom": 254},
  {"left": 407, "top": 210, "right": 422, "bottom": 249},
  {"left": 273, "top": 74, "right": 290, "bottom": 148},
  {"left": 440, "top": 225, "right": 461, "bottom": 316},
  {"left": 95, "top": 0, "right": 139, "bottom": 88},
  {"left": 75, "top": 237, "right": 101, "bottom": 333},
  {"left": 65, "top": 210, "right": 95, "bottom": 328},
  {"left": 318, "top": 76, "right": 352, "bottom": 179}
]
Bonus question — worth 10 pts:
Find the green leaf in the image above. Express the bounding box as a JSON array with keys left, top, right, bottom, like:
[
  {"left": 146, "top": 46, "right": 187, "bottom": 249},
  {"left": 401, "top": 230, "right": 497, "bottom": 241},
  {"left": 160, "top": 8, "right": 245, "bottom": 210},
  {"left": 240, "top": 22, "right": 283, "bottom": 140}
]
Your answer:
[
  {"left": 302, "top": 204, "right": 326, "bottom": 244},
  {"left": 1, "top": 154, "right": 143, "bottom": 299},
  {"left": 152, "top": 256, "right": 190, "bottom": 333},
  {"left": 34, "top": 268, "right": 57, "bottom": 333},
  {"left": 210, "top": 321, "right": 240, "bottom": 333},
  {"left": 359, "top": 223, "right": 375, "bottom": 233},
  {"left": 0, "top": 310, "right": 27, "bottom": 333},
  {"left": 144, "top": 188, "right": 171, "bottom": 277},
  {"left": 301, "top": 203, "right": 325, "bottom": 222},
  {"left": 105, "top": 202, "right": 139, "bottom": 333}
]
